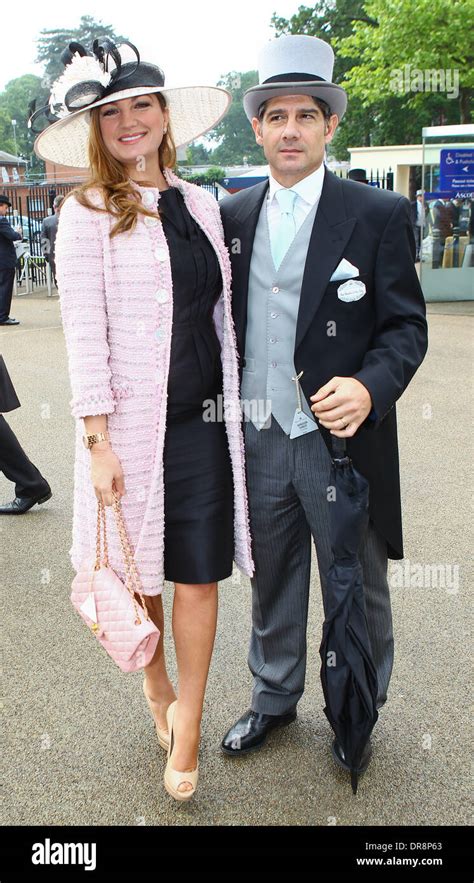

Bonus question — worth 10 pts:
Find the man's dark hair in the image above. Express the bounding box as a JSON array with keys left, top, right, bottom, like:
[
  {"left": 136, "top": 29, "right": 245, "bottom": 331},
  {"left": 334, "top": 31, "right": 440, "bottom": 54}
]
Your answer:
[{"left": 257, "top": 95, "right": 332, "bottom": 124}]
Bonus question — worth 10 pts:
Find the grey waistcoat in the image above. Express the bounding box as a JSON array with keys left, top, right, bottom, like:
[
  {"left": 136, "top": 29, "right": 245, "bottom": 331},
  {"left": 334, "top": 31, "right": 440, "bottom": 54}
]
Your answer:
[{"left": 241, "top": 197, "right": 319, "bottom": 434}]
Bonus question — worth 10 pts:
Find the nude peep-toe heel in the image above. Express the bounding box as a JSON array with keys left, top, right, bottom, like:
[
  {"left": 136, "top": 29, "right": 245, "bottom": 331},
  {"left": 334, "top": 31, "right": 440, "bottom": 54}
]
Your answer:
[
  {"left": 142, "top": 679, "right": 170, "bottom": 751},
  {"left": 164, "top": 700, "right": 199, "bottom": 802}
]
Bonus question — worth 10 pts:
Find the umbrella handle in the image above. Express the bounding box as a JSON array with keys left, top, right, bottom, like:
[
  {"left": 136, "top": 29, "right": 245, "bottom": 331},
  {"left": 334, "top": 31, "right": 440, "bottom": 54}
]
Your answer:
[{"left": 331, "top": 435, "right": 347, "bottom": 460}]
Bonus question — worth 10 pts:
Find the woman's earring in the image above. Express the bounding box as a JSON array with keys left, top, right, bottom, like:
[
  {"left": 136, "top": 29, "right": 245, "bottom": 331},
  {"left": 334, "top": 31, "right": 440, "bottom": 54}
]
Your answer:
[{"left": 163, "top": 126, "right": 168, "bottom": 134}]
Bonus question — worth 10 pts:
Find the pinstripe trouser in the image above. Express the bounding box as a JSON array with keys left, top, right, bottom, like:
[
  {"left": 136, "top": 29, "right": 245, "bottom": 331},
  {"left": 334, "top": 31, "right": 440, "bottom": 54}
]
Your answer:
[{"left": 244, "top": 418, "right": 394, "bottom": 715}]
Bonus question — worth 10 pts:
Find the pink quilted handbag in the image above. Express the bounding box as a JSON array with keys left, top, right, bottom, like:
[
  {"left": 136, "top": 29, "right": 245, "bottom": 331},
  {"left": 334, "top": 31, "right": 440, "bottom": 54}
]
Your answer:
[{"left": 70, "top": 492, "right": 160, "bottom": 672}]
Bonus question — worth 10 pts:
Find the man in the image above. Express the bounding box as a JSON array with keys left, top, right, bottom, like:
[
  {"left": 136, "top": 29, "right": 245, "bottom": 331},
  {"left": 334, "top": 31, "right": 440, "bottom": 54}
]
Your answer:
[
  {"left": 348, "top": 168, "right": 369, "bottom": 184},
  {"left": 41, "top": 195, "right": 64, "bottom": 286},
  {"left": 0, "top": 195, "right": 22, "bottom": 325},
  {"left": 0, "top": 355, "right": 52, "bottom": 514},
  {"left": 219, "top": 35, "right": 428, "bottom": 779},
  {"left": 410, "top": 189, "right": 427, "bottom": 261},
  {"left": 431, "top": 197, "right": 453, "bottom": 268}
]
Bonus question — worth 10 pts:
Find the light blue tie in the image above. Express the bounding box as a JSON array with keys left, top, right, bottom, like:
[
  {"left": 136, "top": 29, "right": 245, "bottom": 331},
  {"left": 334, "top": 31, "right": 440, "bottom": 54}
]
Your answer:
[{"left": 271, "top": 188, "right": 297, "bottom": 270}]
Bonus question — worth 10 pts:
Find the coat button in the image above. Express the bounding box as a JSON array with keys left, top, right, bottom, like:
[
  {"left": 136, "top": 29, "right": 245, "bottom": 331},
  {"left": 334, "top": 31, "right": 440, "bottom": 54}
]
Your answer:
[
  {"left": 154, "top": 246, "right": 167, "bottom": 261},
  {"left": 154, "top": 328, "right": 165, "bottom": 341},
  {"left": 142, "top": 191, "right": 155, "bottom": 207},
  {"left": 271, "top": 312, "right": 278, "bottom": 318},
  {"left": 272, "top": 286, "right": 279, "bottom": 293},
  {"left": 269, "top": 337, "right": 277, "bottom": 343},
  {"left": 271, "top": 361, "right": 277, "bottom": 368},
  {"left": 155, "top": 288, "right": 169, "bottom": 303},
  {"left": 144, "top": 215, "right": 159, "bottom": 227}
]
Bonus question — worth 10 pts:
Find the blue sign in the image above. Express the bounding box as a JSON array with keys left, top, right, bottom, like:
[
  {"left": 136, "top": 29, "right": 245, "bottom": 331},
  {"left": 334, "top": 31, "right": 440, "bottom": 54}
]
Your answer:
[{"left": 439, "top": 149, "right": 474, "bottom": 198}]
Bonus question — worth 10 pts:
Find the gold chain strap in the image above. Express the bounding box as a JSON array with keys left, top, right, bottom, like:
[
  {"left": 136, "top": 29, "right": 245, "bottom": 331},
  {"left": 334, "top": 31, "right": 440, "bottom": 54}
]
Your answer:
[{"left": 95, "top": 492, "right": 151, "bottom": 625}]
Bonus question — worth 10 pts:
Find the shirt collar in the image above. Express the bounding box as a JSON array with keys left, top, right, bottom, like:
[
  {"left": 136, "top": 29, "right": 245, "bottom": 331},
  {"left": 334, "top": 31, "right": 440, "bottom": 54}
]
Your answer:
[{"left": 268, "top": 163, "right": 326, "bottom": 207}]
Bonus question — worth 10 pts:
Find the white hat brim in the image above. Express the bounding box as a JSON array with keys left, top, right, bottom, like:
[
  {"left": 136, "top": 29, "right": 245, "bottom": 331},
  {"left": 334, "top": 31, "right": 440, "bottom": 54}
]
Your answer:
[
  {"left": 34, "top": 85, "right": 231, "bottom": 168},
  {"left": 243, "top": 81, "right": 347, "bottom": 122}
]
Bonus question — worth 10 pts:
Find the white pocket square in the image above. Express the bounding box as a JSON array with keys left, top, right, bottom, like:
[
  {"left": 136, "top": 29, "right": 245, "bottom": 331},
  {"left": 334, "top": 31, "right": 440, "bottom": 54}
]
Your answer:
[
  {"left": 330, "top": 258, "right": 360, "bottom": 282},
  {"left": 337, "top": 279, "right": 366, "bottom": 302}
]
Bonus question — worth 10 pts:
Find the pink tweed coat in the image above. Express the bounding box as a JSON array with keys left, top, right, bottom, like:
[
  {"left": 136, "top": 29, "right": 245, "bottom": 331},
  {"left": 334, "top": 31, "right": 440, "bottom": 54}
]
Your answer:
[{"left": 56, "top": 167, "right": 254, "bottom": 594}]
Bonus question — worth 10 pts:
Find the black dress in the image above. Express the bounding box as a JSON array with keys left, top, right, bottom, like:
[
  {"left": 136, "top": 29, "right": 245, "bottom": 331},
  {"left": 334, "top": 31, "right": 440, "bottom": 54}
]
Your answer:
[{"left": 159, "top": 187, "right": 234, "bottom": 583}]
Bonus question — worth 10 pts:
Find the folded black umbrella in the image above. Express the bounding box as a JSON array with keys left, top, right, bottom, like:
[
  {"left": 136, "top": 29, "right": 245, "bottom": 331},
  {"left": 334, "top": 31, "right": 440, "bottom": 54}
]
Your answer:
[
  {"left": 0, "top": 355, "right": 21, "bottom": 413},
  {"left": 319, "top": 435, "right": 379, "bottom": 794}
]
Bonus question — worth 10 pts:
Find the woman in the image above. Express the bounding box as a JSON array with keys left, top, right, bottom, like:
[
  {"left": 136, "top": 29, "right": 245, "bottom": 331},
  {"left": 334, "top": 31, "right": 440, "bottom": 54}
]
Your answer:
[{"left": 33, "top": 41, "right": 253, "bottom": 801}]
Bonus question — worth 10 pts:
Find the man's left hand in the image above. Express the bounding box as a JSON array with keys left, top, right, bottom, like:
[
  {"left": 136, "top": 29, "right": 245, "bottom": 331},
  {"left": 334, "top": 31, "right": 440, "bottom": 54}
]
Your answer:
[{"left": 310, "top": 377, "right": 372, "bottom": 437}]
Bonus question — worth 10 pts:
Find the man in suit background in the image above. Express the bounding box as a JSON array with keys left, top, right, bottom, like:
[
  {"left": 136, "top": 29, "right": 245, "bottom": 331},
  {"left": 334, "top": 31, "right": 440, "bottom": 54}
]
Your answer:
[
  {"left": 219, "top": 35, "right": 428, "bottom": 778},
  {"left": 410, "top": 189, "right": 428, "bottom": 261},
  {"left": 41, "top": 195, "right": 64, "bottom": 286},
  {"left": 0, "top": 355, "right": 52, "bottom": 514},
  {"left": 0, "top": 195, "right": 22, "bottom": 326}
]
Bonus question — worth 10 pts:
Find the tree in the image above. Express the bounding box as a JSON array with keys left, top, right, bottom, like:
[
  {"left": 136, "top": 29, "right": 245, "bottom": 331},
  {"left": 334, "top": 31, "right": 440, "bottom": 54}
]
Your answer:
[
  {"left": 0, "top": 107, "right": 17, "bottom": 155},
  {"left": 36, "top": 15, "right": 131, "bottom": 89},
  {"left": 181, "top": 167, "right": 226, "bottom": 185},
  {"left": 337, "top": 0, "right": 473, "bottom": 124},
  {"left": 0, "top": 75, "right": 47, "bottom": 173},
  {"left": 206, "top": 70, "right": 262, "bottom": 166},
  {"left": 184, "top": 143, "right": 211, "bottom": 165}
]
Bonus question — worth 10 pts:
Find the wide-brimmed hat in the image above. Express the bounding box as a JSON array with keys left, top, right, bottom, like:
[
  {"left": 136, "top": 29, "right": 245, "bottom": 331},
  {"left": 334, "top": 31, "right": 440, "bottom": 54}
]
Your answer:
[
  {"left": 0, "top": 195, "right": 12, "bottom": 207},
  {"left": 31, "top": 39, "right": 231, "bottom": 168},
  {"left": 243, "top": 35, "right": 347, "bottom": 122}
]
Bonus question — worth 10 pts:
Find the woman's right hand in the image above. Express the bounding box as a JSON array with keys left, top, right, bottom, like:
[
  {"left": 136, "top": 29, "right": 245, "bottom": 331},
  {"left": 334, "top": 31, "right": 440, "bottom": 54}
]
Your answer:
[{"left": 90, "top": 444, "right": 126, "bottom": 506}]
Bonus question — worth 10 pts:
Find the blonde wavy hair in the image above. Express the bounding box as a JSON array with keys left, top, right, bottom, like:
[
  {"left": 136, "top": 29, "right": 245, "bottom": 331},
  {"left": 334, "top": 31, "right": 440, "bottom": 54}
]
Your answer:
[{"left": 70, "top": 92, "right": 177, "bottom": 237}]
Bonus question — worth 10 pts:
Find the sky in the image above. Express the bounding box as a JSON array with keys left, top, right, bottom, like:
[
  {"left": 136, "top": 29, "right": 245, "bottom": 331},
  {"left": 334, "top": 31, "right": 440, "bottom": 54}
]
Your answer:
[{"left": 1, "top": 0, "right": 301, "bottom": 92}]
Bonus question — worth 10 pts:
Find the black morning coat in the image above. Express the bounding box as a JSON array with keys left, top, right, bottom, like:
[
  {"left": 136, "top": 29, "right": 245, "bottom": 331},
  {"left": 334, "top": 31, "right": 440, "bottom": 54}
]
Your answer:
[
  {"left": 0, "top": 216, "right": 22, "bottom": 269},
  {"left": 220, "top": 169, "right": 428, "bottom": 560}
]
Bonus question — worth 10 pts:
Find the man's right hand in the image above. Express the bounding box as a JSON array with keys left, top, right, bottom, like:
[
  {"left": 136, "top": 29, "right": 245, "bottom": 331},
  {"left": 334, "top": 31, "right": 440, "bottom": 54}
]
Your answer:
[{"left": 90, "top": 444, "right": 126, "bottom": 506}]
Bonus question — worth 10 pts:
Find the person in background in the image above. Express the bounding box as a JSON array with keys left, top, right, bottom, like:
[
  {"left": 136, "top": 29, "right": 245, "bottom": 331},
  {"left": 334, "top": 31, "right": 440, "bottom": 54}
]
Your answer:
[
  {"left": 348, "top": 168, "right": 369, "bottom": 184},
  {"left": 410, "top": 190, "right": 427, "bottom": 262},
  {"left": 41, "top": 195, "right": 65, "bottom": 286},
  {"left": 0, "top": 355, "right": 52, "bottom": 514},
  {"left": 0, "top": 195, "right": 22, "bottom": 326},
  {"left": 431, "top": 197, "right": 453, "bottom": 267}
]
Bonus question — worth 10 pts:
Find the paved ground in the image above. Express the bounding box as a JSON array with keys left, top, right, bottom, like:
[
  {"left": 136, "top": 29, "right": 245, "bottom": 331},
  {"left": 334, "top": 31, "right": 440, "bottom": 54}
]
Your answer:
[{"left": 2, "top": 290, "right": 472, "bottom": 826}]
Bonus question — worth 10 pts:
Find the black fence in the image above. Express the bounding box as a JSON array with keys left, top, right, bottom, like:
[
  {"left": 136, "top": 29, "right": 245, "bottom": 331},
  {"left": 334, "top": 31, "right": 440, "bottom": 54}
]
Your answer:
[
  {"left": 4, "top": 184, "right": 75, "bottom": 255},
  {"left": 3, "top": 184, "right": 76, "bottom": 290},
  {"left": 197, "top": 183, "right": 219, "bottom": 199}
]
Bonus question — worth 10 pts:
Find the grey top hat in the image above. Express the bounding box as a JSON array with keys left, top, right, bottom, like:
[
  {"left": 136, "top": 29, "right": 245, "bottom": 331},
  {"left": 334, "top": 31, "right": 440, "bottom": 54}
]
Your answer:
[{"left": 243, "top": 35, "right": 347, "bottom": 122}]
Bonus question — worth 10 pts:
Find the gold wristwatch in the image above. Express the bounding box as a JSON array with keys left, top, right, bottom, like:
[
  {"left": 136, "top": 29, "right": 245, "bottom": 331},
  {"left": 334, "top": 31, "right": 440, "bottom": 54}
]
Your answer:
[{"left": 82, "top": 431, "right": 111, "bottom": 450}]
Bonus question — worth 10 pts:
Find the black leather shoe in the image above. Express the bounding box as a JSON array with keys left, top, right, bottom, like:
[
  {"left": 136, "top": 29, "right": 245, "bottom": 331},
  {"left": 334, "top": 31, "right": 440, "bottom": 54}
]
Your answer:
[
  {"left": 0, "top": 317, "right": 20, "bottom": 325},
  {"left": 221, "top": 708, "right": 297, "bottom": 756},
  {"left": 0, "top": 489, "right": 52, "bottom": 514},
  {"left": 332, "top": 738, "right": 372, "bottom": 774}
]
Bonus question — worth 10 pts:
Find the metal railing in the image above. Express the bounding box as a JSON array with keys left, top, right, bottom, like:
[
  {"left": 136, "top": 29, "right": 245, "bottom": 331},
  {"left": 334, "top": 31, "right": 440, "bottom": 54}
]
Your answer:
[{"left": 5, "top": 184, "right": 75, "bottom": 292}]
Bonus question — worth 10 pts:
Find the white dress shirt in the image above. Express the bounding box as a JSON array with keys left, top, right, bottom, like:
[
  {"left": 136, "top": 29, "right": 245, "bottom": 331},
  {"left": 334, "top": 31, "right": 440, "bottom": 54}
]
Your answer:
[{"left": 267, "top": 163, "right": 325, "bottom": 242}]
